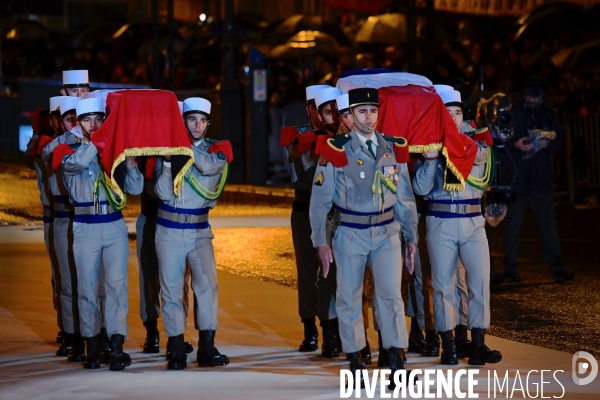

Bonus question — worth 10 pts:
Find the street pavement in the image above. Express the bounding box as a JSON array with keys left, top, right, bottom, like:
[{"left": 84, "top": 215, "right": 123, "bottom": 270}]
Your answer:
[{"left": 1, "top": 220, "right": 600, "bottom": 399}]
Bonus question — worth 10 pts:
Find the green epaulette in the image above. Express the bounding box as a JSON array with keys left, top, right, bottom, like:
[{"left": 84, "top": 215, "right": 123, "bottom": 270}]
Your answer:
[
  {"left": 381, "top": 133, "right": 407, "bottom": 146},
  {"left": 329, "top": 133, "right": 351, "bottom": 149}
]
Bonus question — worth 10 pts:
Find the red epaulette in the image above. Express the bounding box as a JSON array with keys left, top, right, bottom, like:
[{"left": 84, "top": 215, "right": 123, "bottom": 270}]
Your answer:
[
  {"left": 468, "top": 120, "right": 478, "bottom": 130},
  {"left": 52, "top": 143, "right": 75, "bottom": 170},
  {"left": 297, "top": 132, "right": 317, "bottom": 154},
  {"left": 208, "top": 140, "right": 233, "bottom": 163},
  {"left": 319, "top": 134, "right": 350, "bottom": 168},
  {"left": 144, "top": 157, "right": 157, "bottom": 179},
  {"left": 280, "top": 126, "right": 300, "bottom": 147},
  {"left": 35, "top": 135, "right": 53, "bottom": 157},
  {"left": 381, "top": 133, "right": 409, "bottom": 164},
  {"left": 315, "top": 134, "right": 333, "bottom": 155},
  {"left": 473, "top": 127, "right": 493, "bottom": 146}
]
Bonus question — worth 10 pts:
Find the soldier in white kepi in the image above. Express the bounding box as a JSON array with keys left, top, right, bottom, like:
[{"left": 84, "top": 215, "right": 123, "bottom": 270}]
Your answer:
[
  {"left": 41, "top": 96, "right": 86, "bottom": 362},
  {"left": 61, "top": 70, "right": 90, "bottom": 98},
  {"left": 154, "top": 97, "right": 231, "bottom": 370},
  {"left": 60, "top": 98, "right": 144, "bottom": 371},
  {"left": 412, "top": 87, "right": 502, "bottom": 366},
  {"left": 310, "top": 88, "right": 418, "bottom": 388}
]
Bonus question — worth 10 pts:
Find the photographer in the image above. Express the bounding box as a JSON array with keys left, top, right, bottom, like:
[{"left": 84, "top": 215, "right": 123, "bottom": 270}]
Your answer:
[{"left": 499, "top": 78, "right": 574, "bottom": 283}]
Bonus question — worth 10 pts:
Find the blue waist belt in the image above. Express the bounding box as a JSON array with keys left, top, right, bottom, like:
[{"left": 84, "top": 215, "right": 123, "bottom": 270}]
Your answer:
[
  {"left": 427, "top": 199, "right": 482, "bottom": 219},
  {"left": 335, "top": 205, "right": 394, "bottom": 229},
  {"left": 156, "top": 203, "right": 210, "bottom": 230},
  {"left": 53, "top": 195, "right": 74, "bottom": 218},
  {"left": 43, "top": 204, "right": 54, "bottom": 223},
  {"left": 73, "top": 201, "right": 123, "bottom": 224}
]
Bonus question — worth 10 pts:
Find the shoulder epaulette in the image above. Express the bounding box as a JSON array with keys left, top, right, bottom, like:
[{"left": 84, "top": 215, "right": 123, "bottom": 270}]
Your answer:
[
  {"left": 35, "top": 135, "right": 53, "bottom": 157},
  {"left": 382, "top": 133, "right": 409, "bottom": 163},
  {"left": 472, "top": 127, "right": 493, "bottom": 146},
  {"left": 297, "top": 131, "right": 317, "bottom": 154},
  {"left": 208, "top": 139, "right": 233, "bottom": 163},
  {"left": 52, "top": 143, "right": 75, "bottom": 170},
  {"left": 280, "top": 124, "right": 313, "bottom": 147},
  {"left": 319, "top": 133, "right": 350, "bottom": 168},
  {"left": 467, "top": 120, "right": 478, "bottom": 130},
  {"left": 204, "top": 138, "right": 220, "bottom": 145},
  {"left": 315, "top": 134, "right": 333, "bottom": 155}
]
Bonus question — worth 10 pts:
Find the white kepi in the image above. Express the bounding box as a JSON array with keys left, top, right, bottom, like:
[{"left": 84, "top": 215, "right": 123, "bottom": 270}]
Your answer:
[
  {"left": 336, "top": 93, "right": 350, "bottom": 114},
  {"left": 62, "top": 70, "right": 89, "bottom": 86},
  {"left": 178, "top": 101, "right": 183, "bottom": 115},
  {"left": 50, "top": 96, "right": 70, "bottom": 112},
  {"left": 76, "top": 98, "right": 105, "bottom": 118},
  {"left": 314, "top": 87, "right": 343, "bottom": 110},
  {"left": 182, "top": 97, "right": 211, "bottom": 117},
  {"left": 305, "top": 85, "right": 331, "bottom": 102},
  {"left": 59, "top": 97, "right": 82, "bottom": 117}
]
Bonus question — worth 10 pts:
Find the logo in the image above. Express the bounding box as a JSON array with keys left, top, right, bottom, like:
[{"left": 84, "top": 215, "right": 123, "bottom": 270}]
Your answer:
[{"left": 572, "top": 351, "right": 598, "bottom": 385}]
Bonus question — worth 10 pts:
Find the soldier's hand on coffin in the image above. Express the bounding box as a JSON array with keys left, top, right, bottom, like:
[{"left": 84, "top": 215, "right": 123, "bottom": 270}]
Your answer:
[
  {"left": 423, "top": 150, "right": 439, "bottom": 160},
  {"left": 125, "top": 156, "right": 137, "bottom": 169},
  {"left": 317, "top": 245, "right": 333, "bottom": 278},
  {"left": 515, "top": 137, "right": 534, "bottom": 152},
  {"left": 405, "top": 243, "right": 416, "bottom": 275}
]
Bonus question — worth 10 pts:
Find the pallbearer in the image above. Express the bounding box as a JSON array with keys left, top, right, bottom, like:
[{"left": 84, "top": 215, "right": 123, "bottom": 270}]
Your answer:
[
  {"left": 59, "top": 98, "right": 143, "bottom": 371},
  {"left": 310, "top": 88, "right": 418, "bottom": 387},
  {"left": 412, "top": 87, "right": 502, "bottom": 366},
  {"left": 154, "top": 97, "right": 231, "bottom": 370},
  {"left": 61, "top": 70, "right": 90, "bottom": 98}
]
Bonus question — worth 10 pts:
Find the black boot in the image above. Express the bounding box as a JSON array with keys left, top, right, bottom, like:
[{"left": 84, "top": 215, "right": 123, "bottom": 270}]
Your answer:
[
  {"left": 469, "top": 328, "right": 502, "bottom": 365},
  {"left": 299, "top": 317, "right": 318, "bottom": 352},
  {"left": 98, "top": 328, "right": 111, "bottom": 363},
  {"left": 56, "top": 332, "right": 72, "bottom": 357},
  {"left": 321, "top": 319, "right": 340, "bottom": 357},
  {"left": 68, "top": 333, "right": 86, "bottom": 362},
  {"left": 83, "top": 336, "right": 100, "bottom": 369},
  {"left": 166, "top": 334, "right": 187, "bottom": 370},
  {"left": 388, "top": 347, "right": 416, "bottom": 390},
  {"left": 377, "top": 330, "right": 389, "bottom": 368},
  {"left": 346, "top": 352, "right": 365, "bottom": 388},
  {"left": 454, "top": 325, "right": 471, "bottom": 359},
  {"left": 56, "top": 329, "right": 64, "bottom": 343},
  {"left": 400, "top": 348, "right": 407, "bottom": 364},
  {"left": 439, "top": 331, "right": 458, "bottom": 365},
  {"left": 166, "top": 337, "right": 194, "bottom": 359},
  {"left": 197, "top": 330, "right": 229, "bottom": 367},
  {"left": 422, "top": 330, "right": 440, "bottom": 357},
  {"left": 407, "top": 318, "right": 425, "bottom": 353},
  {"left": 142, "top": 319, "right": 160, "bottom": 353},
  {"left": 109, "top": 334, "right": 129, "bottom": 371},
  {"left": 360, "top": 332, "right": 372, "bottom": 365}
]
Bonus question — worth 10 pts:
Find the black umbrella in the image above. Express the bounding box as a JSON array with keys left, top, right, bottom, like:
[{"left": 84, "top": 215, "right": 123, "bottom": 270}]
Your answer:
[{"left": 273, "top": 15, "right": 351, "bottom": 47}]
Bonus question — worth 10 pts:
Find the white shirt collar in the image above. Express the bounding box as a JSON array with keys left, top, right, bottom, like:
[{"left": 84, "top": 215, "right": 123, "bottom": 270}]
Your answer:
[
  {"left": 356, "top": 132, "right": 378, "bottom": 147},
  {"left": 193, "top": 138, "right": 204, "bottom": 147}
]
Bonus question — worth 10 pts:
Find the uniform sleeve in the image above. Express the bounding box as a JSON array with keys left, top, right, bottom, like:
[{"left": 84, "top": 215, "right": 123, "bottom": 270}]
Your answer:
[
  {"left": 25, "top": 134, "right": 37, "bottom": 170},
  {"left": 309, "top": 160, "right": 335, "bottom": 247},
  {"left": 474, "top": 144, "right": 489, "bottom": 166},
  {"left": 62, "top": 141, "right": 98, "bottom": 176},
  {"left": 123, "top": 164, "right": 144, "bottom": 195},
  {"left": 412, "top": 158, "right": 438, "bottom": 196},
  {"left": 40, "top": 136, "right": 62, "bottom": 166},
  {"left": 393, "top": 162, "right": 418, "bottom": 244},
  {"left": 154, "top": 158, "right": 175, "bottom": 202},
  {"left": 192, "top": 145, "right": 227, "bottom": 176}
]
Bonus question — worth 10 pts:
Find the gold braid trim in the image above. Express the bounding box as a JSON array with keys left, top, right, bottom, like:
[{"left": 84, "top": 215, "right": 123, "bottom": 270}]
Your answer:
[
  {"left": 107, "top": 146, "right": 195, "bottom": 200},
  {"left": 409, "top": 143, "right": 443, "bottom": 153},
  {"left": 327, "top": 138, "right": 346, "bottom": 152},
  {"left": 441, "top": 147, "right": 466, "bottom": 191}
]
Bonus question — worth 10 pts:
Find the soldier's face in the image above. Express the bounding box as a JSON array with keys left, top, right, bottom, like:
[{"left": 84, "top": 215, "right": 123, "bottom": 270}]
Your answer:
[
  {"left": 186, "top": 113, "right": 209, "bottom": 141},
  {"left": 50, "top": 113, "right": 64, "bottom": 135},
  {"left": 318, "top": 103, "right": 339, "bottom": 130},
  {"left": 60, "top": 86, "right": 89, "bottom": 99},
  {"left": 62, "top": 111, "right": 78, "bottom": 132},
  {"left": 340, "top": 111, "right": 353, "bottom": 132},
  {"left": 446, "top": 106, "right": 463, "bottom": 129},
  {"left": 306, "top": 103, "right": 323, "bottom": 129},
  {"left": 352, "top": 105, "right": 378, "bottom": 134},
  {"left": 78, "top": 114, "right": 104, "bottom": 137}
]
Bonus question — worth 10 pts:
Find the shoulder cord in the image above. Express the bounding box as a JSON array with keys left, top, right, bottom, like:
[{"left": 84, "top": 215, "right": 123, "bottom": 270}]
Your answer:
[
  {"left": 372, "top": 169, "right": 397, "bottom": 212},
  {"left": 467, "top": 147, "right": 494, "bottom": 190},
  {"left": 183, "top": 163, "right": 229, "bottom": 201},
  {"left": 94, "top": 171, "right": 127, "bottom": 211}
]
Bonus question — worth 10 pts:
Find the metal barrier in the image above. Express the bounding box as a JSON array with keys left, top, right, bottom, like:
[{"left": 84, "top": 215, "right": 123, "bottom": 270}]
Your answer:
[{"left": 565, "top": 114, "right": 600, "bottom": 201}]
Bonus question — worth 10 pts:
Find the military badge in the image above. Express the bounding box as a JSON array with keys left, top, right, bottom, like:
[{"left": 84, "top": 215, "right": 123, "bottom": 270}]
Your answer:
[
  {"left": 382, "top": 165, "right": 399, "bottom": 186},
  {"left": 357, "top": 159, "right": 364, "bottom": 166},
  {"left": 314, "top": 172, "right": 324, "bottom": 186},
  {"left": 384, "top": 153, "right": 391, "bottom": 158},
  {"left": 360, "top": 171, "right": 365, "bottom": 179}
]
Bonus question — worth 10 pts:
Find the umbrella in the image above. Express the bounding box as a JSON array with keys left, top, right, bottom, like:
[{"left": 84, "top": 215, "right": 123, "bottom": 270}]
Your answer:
[
  {"left": 269, "top": 30, "right": 340, "bottom": 59},
  {"left": 551, "top": 38, "right": 600, "bottom": 74},
  {"left": 355, "top": 13, "right": 407, "bottom": 45},
  {"left": 273, "top": 15, "right": 350, "bottom": 47}
]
